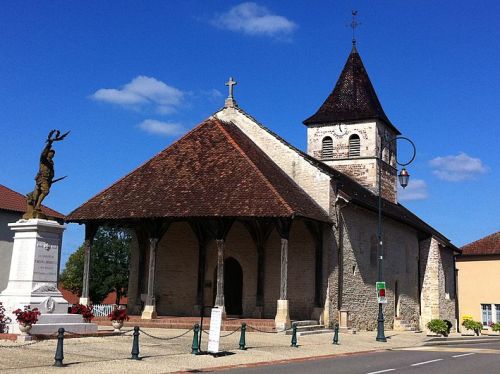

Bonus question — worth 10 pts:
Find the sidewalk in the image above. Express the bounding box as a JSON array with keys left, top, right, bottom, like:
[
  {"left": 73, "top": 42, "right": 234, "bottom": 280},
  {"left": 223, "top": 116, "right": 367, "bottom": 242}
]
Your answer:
[{"left": 0, "top": 328, "right": 497, "bottom": 373}]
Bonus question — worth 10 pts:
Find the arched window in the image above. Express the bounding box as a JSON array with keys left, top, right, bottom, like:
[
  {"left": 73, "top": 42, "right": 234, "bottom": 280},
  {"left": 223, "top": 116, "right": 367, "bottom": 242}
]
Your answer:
[
  {"left": 349, "top": 134, "right": 360, "bottom": 157},
  {"left": 321, "top": 137, "right": 333, "bottom": 159}
]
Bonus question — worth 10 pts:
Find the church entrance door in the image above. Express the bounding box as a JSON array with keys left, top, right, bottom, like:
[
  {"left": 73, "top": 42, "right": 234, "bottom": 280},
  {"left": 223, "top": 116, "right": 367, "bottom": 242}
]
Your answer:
[{"left": 224, "top": 257, "right": 243, "bottom": 315}]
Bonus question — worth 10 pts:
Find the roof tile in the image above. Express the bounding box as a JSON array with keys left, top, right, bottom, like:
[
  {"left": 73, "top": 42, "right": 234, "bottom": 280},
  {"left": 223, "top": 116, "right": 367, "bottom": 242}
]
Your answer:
[{"left": 67, "top": 118, "right": 330, "bottom": 223}]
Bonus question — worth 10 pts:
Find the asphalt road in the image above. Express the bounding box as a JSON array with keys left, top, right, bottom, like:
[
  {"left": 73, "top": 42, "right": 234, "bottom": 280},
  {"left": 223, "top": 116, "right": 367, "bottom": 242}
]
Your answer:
[{"left": 229, "top": 340, "right": 500, "bottom": 374}]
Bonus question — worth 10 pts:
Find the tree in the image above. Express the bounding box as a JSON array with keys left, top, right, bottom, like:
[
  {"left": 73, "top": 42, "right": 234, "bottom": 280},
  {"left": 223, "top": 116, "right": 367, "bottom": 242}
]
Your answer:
[{"left": 60, "top": 227, "right": 131, "bottom": 304}]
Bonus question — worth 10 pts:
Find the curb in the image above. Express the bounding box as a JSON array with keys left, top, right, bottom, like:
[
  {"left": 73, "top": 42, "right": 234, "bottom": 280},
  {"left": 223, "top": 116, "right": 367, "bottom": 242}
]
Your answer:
[
  {"left": 422, "top": 337, "right": 500, "bottom": 346},
  {"left": 174, "top": 349, "right": 386, "bottom": 373}
]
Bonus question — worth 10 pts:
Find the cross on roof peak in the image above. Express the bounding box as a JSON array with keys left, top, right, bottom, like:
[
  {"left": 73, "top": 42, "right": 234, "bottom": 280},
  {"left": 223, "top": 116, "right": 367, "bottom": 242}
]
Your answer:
[
  {"left": 224, "top": 77, "right": 238, "bottom": 108},
  {"left": 225, "top": 77, "right": 237, "bottom": 98}
]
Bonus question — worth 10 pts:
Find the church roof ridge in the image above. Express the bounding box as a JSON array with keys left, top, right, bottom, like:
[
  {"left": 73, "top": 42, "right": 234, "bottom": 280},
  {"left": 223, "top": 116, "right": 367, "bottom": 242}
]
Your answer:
[{"left": 303, "top": 47, "right": 400, "bottom": 135}]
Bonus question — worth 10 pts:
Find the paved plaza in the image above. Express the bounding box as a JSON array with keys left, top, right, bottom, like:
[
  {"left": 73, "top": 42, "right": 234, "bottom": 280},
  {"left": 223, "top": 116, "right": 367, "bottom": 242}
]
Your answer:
[{"left": 2, "top": 328, "right": 497, "bottom": 373}]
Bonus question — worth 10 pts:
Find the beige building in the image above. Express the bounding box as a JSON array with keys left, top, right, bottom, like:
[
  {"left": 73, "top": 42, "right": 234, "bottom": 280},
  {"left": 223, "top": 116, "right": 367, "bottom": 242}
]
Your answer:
[
  {"left": 456, "top": 232, "right": 500, "bottom": 329},
  {"left": 67, "top": 43, "right": 459, "bottom": 332}
]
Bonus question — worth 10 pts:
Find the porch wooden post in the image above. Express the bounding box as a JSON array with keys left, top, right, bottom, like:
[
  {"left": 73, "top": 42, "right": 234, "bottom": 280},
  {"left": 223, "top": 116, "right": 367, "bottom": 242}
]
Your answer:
[
  {"left": 189, "top": 220, "right": 209, "bottom": 316},
  {"left": 141, "top": 220, "right": 170, "bottom": 319},
  {"left": 275, "top": 218, "right": 292, "bottom": 331},
  {"left": 214, "top": 239, "right": 225, "bottom": 308},
  {"left": 80, "top": 223, "right": 98, "bottom": 306},
  {"left": 208, "top": 219, "right": 233, "bottom": 317}
]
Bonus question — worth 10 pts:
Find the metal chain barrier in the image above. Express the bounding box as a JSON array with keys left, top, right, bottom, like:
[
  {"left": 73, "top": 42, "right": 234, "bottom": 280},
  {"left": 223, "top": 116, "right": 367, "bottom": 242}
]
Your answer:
[
  {"left": 0, "top": 339, "right": 45, "bottom": 348},
  {"left": 64, "top": 328, "right": 135, "bottom": 336},
  {"left": 201, "top": 326, "right": 240, "bottom": 337},
  {"left": 219, "top": 326, "right": 241, "bottom": 338},
  {"left": 245, "top": 324, "right": 281, "bottom": 333},
  {"left": 139, "top": 327, "right": 193, "bottom": 341}
]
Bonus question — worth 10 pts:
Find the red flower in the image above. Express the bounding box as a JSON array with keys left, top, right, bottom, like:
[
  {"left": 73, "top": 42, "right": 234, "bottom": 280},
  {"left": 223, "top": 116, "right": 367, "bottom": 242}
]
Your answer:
[
  {"left": 70, "top": 304, "right": 94, "bottom": 322},
  {"left": 107, "top": 307, "right": 129, "bottom": 322},
  {"left": 13, "top": 305, "right": 41, "bottom": 326}
]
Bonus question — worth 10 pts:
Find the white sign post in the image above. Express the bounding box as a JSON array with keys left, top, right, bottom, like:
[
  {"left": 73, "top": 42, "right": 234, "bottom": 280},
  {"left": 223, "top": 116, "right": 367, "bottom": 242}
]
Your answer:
[{"left": 207, "top": 307, "right": 223, "bottom": 354}]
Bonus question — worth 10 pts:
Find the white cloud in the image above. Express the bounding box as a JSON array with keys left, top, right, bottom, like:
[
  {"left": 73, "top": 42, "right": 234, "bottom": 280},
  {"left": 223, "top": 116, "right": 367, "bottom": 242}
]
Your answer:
[
  {"left": 430, "top": 152, "right": 488, "bottom": 181},
  {"left": 398, "top": 179, "right": 428, "bottom": 201},
  {"left": 92, "top": 76, "right": 184, "bottom": 114},
  {"left": 137, "top": 119, "right": 185, "bottom": 137},
  {"left": 212, "top": 2, "right": 297, "bottom": 38}
]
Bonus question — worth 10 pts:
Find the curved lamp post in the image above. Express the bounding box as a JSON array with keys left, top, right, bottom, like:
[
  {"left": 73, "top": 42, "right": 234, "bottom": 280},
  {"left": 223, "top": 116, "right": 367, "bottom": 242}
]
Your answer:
[{"left": 376, "top": 136, "right": 416, "bottom": 342}]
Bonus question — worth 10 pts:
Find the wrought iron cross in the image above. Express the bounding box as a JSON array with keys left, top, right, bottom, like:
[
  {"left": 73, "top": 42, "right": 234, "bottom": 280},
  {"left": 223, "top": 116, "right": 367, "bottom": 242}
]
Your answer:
[
  {"left": 349, "top": 10, "right": 361, "bottom": 45},
  {"left": 225, "top": 77, "right": 237, "bottom": 98}
]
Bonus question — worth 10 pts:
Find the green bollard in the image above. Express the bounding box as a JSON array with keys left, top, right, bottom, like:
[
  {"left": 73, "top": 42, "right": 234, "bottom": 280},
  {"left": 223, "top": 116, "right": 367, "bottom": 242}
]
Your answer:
[
  {"left": 191, "top": 324, "right": 200, "bottom": 354},
  {"left": 290, "top": 323, "right": 298, "bottom": 348},
  {"left": 333, "top": 323, "right": 339, "bottom": 345},
  {"left": 239, "top": 323, "right": 246, "bottom": 350},
  {"left": 131, "top": 326, "right": 140, "bottom": 360},
  {"left": 54, "top": 327, "right": 65, "bottom": 367}
]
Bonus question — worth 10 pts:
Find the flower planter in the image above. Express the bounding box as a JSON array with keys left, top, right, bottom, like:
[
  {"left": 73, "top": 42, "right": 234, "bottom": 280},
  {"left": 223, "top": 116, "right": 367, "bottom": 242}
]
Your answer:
[
  {"left": 112, "top": 320, "right": 124, "bottom": 332},
  {"left": 18, "top": 324, "right": 32, "bottom": 335}
]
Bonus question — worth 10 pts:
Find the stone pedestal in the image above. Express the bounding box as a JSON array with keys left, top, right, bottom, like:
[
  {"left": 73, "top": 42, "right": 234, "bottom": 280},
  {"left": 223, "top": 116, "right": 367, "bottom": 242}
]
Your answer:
[
  {"left": 141, "top": 305, "right": 157, "bottom": 319},
  {"left": 274, "top": 299, "right": 291, "bottom": 331},
  {"left": 0, "top": 219, "right": 97, "bottom": 335}
]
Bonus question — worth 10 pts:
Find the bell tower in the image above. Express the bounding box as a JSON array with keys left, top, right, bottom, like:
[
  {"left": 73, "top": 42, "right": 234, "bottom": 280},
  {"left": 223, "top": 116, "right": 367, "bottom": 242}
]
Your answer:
[{"left": 303, "top": 42, "right": 401, "bottom": 203}]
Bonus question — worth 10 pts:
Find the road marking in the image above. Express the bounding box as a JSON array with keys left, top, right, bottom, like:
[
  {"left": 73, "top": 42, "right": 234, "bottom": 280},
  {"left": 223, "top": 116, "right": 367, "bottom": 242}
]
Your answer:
[
  {"left": 452, "top": 352, "right": 476, "bottom": 358},
  {"left": 410, "top": 358, "right": 443, "bottom": 366},
  {"left": 366, "top": 369, "right": 396, "bottom": 374}
]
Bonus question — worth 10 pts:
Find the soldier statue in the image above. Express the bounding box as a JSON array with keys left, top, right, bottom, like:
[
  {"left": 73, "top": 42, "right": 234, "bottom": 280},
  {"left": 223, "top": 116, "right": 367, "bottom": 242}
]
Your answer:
[{"left": 23, "top": 130, "right": 69, "bottom": 220}]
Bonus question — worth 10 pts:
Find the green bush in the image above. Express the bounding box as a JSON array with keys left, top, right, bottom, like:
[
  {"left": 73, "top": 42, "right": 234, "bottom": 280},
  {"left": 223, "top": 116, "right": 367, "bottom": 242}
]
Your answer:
[
  {"left": 427, "top": 319, "right": 449, "bottom": 336},
  {"left": 462, "top": 319, "right": 482, "bottom": 336},
  {"left": 491, "top": 323, "right": 500, "bottom": 332}
]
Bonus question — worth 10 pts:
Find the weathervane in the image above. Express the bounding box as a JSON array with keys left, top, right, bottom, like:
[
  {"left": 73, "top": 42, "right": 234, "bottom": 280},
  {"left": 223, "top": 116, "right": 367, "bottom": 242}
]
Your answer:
[{"left": 349, "top": 10, "right": 361, "bottom": 46}]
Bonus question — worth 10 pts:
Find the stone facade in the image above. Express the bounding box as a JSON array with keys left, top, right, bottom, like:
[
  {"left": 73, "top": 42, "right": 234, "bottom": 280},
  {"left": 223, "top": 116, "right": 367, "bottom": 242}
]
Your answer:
[
  {"left": 420, "top": 237, "right": 457, "bottom": 330},
  {"left": 306, "top": 120, "right": 397, "bottom": 203},
  {"left": 128, "top": 219, "right": 319, "bottom": 321},
  {"left": 325, "top": 204, "right": 420, "bottom": 330}
]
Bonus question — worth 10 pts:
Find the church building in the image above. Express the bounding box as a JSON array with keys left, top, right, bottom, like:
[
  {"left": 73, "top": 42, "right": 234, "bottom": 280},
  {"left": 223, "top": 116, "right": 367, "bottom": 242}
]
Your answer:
[{"left": 67, "top": 42, "right": 459, "bottom": 332}]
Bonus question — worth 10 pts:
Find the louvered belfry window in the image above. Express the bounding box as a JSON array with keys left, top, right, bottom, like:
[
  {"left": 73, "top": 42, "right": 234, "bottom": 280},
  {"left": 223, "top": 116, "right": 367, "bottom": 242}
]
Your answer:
[
  {"left": 349, "top": 134, "right": 360, "bottom": 157},
  {"left": 321, "top": 137, "right": 333, "bottom": 159}
]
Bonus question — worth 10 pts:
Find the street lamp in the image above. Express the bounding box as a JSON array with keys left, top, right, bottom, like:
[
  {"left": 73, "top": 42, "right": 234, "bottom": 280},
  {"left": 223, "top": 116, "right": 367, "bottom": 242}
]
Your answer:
[{"left": 376, "top": 136, "right": 416, "bottom": 342}]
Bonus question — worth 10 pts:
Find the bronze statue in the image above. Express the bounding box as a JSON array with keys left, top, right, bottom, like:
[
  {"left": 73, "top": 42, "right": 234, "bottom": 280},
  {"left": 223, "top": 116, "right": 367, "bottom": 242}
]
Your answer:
[{"left": 23, "top": 130, "right": 69, "bottom": 220}]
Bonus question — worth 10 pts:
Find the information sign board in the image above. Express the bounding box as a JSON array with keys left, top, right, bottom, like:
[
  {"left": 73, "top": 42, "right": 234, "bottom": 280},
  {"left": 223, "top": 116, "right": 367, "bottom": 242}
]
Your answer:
[
  {"left": 376, "top": 281, "right": 387, "bottom": 304},
  {"left": 207, "top": 308, "right": 223, "bottom": 353}
]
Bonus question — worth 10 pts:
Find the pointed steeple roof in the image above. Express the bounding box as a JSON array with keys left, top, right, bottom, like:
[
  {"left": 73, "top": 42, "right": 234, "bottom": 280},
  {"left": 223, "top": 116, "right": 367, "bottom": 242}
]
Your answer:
[{"left": 303, "top": 46, "right": 400, "bottom": 134}]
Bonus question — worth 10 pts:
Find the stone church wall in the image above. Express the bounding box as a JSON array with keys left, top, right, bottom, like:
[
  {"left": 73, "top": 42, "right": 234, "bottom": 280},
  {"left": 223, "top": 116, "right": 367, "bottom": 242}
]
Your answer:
[
  {"left": 130, "top": 219, "right": 316, "bottom": 320},
  {"left": 329, "top": 204, "right": 420, "bottom": 330},
  {"left": 155, "top": 222, "right": 198, "bottom": 316},
  {"left": 420, "top": 237, "right": 457, "bottom": 330}
]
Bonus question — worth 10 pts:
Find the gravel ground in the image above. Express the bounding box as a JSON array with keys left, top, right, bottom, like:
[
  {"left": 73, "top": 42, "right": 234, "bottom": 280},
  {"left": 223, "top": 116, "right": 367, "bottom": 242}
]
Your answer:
[{"left": 0, "top": 328, "right": 431, "bottom": 373}]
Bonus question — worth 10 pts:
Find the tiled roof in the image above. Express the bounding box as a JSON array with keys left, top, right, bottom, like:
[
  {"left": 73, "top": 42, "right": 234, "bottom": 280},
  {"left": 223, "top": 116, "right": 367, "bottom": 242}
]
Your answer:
[
  {"left": 0, "top": 183, "right": 64, "bottom": 219},
  {"left": 303, "top": 46, "right": 400, "bottom": 134},
  {"left": 67, "top": 118, "right": 330, "bottom": 223},
  {"left": 461, "top": 232, "right": 500, "bottom": 256}
]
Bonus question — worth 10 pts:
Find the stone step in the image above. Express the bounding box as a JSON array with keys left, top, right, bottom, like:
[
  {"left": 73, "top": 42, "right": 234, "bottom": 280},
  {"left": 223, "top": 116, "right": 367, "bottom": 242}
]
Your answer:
[
  {"left": 293, "top": 320, "right": 318, "bottom": 327},
  {"left": 29, "top": 322, "right": 98, "bottom": 335},
  {"left": 297, "top": 329, "right": 334, "bottom": 337},
  {"left": 286, "top": 324, "right": 325, "bottom": 335}
]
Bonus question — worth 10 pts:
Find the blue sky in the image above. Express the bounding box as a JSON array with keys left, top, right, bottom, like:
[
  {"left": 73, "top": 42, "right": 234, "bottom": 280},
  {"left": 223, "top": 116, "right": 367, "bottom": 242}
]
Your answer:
[{"left": 1, "top": 1, "right": 498, "bottom": 268}]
